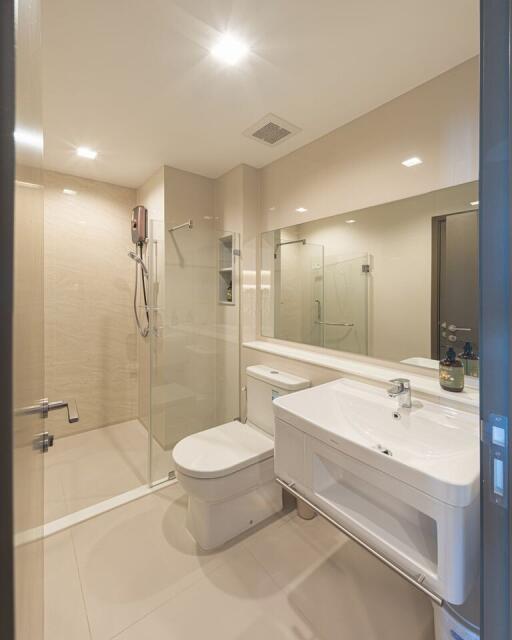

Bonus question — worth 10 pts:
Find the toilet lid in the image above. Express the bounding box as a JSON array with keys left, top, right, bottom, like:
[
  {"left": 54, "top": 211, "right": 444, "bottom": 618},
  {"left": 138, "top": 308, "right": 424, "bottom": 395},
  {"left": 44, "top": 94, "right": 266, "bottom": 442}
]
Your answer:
[{"left": 172, "top": 421, "right": 274, "bottom": 479}]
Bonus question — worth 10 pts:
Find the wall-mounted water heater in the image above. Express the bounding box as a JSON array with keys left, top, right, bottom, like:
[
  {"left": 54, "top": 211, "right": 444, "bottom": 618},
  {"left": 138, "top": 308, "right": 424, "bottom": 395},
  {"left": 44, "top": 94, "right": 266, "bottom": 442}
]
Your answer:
[{"left": 131, "top": 205, "right": 148, "bottom": 246}]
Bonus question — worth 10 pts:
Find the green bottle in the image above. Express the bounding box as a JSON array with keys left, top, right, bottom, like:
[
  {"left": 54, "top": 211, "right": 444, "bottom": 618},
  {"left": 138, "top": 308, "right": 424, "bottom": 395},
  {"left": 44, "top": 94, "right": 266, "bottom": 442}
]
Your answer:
[
  {"left": 460, "top": 342, "right": 479, "bottom": 378},
  {"left": 439, "top": 347, "right": 465, "bottom": 392}
]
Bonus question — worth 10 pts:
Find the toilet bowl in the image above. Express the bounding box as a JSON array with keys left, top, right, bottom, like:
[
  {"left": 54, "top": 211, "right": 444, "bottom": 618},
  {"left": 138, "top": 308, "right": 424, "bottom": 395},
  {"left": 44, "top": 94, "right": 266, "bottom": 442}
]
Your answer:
[{"left": 173, "top": 366, "right": 310, "bottom": 549}]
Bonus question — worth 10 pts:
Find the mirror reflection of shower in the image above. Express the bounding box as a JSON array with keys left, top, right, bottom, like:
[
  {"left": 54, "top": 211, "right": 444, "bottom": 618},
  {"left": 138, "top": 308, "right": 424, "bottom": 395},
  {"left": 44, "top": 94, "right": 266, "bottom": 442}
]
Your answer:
[{"left": 129, "top": 205, "right": 150, "bottom": 337}]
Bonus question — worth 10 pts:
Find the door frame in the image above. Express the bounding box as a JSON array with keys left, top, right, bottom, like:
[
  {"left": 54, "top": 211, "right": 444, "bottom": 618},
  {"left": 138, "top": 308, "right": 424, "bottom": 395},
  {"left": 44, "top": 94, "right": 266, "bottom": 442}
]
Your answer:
[
  {"left": 0, "top": 0, "right": 16, "bottom": 638},
  {"left": 479, "top": 0, "right": 512, "bottom": 637}
]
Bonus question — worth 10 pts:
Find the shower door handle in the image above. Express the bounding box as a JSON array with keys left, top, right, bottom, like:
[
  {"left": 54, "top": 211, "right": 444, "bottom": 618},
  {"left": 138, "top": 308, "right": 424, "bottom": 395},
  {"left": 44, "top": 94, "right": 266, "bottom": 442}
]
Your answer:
[
  {"left": 18, "top": 398, "right": 80, "bottom": 423},
  {"left": 46, "top": 398, "right": 80, "bottom": 423}
]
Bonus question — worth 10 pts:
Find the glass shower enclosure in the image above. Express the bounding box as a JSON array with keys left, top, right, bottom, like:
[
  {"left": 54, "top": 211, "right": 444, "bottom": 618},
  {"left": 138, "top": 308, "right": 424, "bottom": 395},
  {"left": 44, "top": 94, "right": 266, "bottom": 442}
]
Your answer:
[
  {"left": 261, "top": 229, "right": 369, "bottom": 356},
  {"left": 147, "top": 219, "right": 240, "bottom": 485}
]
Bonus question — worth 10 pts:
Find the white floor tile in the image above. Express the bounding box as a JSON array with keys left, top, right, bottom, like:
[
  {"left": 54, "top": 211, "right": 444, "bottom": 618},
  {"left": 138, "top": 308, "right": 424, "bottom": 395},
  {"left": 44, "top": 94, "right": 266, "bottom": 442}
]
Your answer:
[
  {"left": 114, "top": 547, "right": 319, "bottom": 640},
  {"left": 44, "top": 484, "right": 434, "bottom": 640},
  {"left": 70, "top": 484, "right": 239, "bottom": 639},
  {"left": 44, "top": 530, "right": 91, "bottom": 640}
]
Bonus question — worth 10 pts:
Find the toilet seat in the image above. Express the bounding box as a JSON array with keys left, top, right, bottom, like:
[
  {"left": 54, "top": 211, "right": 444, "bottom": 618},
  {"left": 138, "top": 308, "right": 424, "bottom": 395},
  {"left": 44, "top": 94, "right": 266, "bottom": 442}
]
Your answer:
[{"left": 172, "top": 420, "right": 274, "bottom": 480}]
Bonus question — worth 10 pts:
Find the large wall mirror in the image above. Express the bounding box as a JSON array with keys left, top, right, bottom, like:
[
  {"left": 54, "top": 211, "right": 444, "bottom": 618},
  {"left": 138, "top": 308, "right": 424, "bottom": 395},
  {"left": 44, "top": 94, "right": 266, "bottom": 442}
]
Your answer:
[{"left": 261, "top": 181, "right": 479, "bottom": 375}]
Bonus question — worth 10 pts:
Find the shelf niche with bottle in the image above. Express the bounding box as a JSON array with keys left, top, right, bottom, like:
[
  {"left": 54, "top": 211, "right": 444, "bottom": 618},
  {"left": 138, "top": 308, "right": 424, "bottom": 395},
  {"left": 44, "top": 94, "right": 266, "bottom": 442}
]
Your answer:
[{"left": 218, "top": 233, "right": 235, "bottom": 305}]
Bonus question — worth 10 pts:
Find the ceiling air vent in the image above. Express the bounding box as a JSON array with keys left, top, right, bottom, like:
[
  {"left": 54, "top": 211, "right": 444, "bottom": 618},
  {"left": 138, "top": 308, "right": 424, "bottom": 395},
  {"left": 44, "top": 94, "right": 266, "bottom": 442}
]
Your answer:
[{"left": 243, "top": 113, "right": 301, "bottom": 147}]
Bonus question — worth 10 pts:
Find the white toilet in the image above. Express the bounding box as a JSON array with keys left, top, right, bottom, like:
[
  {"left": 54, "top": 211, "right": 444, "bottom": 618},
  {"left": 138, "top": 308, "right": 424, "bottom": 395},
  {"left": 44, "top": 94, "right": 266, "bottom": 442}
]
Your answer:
[{"left": 172, "top": 365, "right": 310, "bottom": 549}]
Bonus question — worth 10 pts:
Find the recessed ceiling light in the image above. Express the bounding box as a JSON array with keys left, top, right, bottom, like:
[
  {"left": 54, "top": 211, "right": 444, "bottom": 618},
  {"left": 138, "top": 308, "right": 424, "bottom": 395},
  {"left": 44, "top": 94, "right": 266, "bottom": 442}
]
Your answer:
[
  {"left": 296, "top": 207, "right": 308, "bottom": 213},
  {"left": 345, "top": 219, "right": 356, "bottom": 224},
  {"left": 470, "top": 200, "right": 479, "bottom": 206},
  {"left": 14, "top": 128, "right": 43, "bottom": 150},
  {"left": 211, "top": 33, "right": 249, "bottom": 65},
  {"left": 76, "top": 146, "right": 98, "bottom": 159},
  {"left": 63, "top": 188, "right": 77, "bottom": 195},
  {"left": 401, "top": 156, "right": 423, "bottom": 167}
]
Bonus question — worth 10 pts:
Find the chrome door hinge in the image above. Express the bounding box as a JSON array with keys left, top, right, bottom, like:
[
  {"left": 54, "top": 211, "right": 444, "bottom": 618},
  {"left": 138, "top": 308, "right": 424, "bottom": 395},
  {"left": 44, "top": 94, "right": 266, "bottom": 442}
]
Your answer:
[{"left": 33, "top": 432, "right": 54, "bottom": 453}]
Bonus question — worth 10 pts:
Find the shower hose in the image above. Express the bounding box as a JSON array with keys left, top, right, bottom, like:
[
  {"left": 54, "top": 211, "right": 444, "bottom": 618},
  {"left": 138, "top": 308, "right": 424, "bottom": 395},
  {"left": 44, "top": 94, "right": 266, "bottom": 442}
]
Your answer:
[{"left": 134, "top": 244, "right": 150, "bottom": 337}]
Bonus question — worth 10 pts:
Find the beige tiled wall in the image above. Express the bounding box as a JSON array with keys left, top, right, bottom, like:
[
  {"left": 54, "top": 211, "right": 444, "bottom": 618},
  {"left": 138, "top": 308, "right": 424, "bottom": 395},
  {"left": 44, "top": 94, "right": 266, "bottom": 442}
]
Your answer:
[{"left": 44, "top": 171, "right": 138, "bottom": 438}]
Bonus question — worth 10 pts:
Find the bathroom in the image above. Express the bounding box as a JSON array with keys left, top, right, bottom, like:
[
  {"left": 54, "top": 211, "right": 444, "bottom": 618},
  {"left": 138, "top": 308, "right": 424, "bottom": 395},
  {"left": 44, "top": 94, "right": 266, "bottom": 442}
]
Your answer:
[{"left": 3, "top": 1, "right": 509, "bottom": 639}]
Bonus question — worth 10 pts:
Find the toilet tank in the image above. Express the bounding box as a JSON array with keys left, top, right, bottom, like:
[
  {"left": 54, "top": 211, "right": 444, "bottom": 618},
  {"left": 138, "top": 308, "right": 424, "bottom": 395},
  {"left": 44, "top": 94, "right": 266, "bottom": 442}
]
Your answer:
[{"left": 246, "top": 365, "right": 310, "bottom": 436}]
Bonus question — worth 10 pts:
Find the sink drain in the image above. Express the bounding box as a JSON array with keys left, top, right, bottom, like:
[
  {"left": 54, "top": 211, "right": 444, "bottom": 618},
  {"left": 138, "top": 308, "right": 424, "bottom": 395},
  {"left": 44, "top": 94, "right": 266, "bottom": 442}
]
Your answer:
[{"left": 376, "top": 444, "right": 393, "bottom": 457}]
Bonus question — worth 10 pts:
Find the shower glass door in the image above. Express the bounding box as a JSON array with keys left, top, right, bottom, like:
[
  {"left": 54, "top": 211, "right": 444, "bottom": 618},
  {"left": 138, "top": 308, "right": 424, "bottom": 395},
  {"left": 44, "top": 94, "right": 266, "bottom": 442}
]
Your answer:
[
  {"left": 147, "top": 219, "right": 240, "bottom": 486},
  {"left": 322, "top": 253, "right": 369, "bottom": 355},
  {"left": 274, "top": 241, "right": 324, "bottom": 347}
]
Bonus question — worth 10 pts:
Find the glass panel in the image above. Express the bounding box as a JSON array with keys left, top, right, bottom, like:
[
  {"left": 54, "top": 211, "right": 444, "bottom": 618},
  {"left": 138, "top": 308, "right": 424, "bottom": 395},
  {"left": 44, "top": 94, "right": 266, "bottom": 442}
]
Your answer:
[
  {"left": 322, "top": 254, "right": 369, "bottom": 355},
  {"left": 263, "top": 229, "right": 324, "bottom": 347},
  {"left": 148, "top": 220, "right": 240, "bottom": 485},
  {"left": 13, "top": 0, "right": 45, "bottom": 636}
]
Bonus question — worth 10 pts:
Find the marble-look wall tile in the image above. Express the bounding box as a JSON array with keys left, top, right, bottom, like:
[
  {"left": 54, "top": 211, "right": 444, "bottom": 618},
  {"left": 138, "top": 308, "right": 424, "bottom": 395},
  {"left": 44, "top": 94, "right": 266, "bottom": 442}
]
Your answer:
[{"left": 44, "top": 171, "right": 138, "bottom": 438}]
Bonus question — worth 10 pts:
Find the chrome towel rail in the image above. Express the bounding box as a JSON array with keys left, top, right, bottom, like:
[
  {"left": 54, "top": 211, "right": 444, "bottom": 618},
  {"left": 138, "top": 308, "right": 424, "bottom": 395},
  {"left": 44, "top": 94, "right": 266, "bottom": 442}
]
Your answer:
[
  {"left": 169, "top": 220, "right": 193, "bottom": 232},
  {"left": 314, "top": 320, "right": 354, "bottom": 327},
  {"left": 276, "top": 477, "right": 443, "bottom": 607}
]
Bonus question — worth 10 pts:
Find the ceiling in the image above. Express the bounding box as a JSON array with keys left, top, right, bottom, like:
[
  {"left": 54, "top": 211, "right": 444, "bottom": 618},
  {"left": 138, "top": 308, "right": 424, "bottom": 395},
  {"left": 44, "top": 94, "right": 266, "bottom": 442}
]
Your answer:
[{"left": 41, "top": 0, "right": 479, "bottom": 188}]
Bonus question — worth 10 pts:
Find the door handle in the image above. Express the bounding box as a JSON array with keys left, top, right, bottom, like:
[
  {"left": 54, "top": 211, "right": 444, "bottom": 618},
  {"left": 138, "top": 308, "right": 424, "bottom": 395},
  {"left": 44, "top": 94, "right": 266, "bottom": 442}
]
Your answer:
[
  {"left": 17, "top": 398, "right": 79, "bottom": 423},
  {"left": 45, "top": 399, "right": 80, "bottom": 423},
  {"left": 448, "top": 324, "right": 472, "bottom": 333}
]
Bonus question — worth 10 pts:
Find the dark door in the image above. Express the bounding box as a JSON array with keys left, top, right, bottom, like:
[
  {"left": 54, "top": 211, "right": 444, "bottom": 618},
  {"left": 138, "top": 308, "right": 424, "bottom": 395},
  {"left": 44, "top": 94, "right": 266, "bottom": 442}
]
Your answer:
[{"left": 436, "top": 210, "right": 479, "bottom": 359}]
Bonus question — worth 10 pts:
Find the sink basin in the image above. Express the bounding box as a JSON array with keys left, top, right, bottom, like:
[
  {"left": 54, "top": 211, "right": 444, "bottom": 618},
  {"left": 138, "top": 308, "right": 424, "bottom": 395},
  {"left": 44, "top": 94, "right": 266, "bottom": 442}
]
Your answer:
[
  {"left": 273, "top": 377, "right": 479, "bottom": 507},
  {"left": 272, "top": 377, "right": 480, "bottom": 604}
]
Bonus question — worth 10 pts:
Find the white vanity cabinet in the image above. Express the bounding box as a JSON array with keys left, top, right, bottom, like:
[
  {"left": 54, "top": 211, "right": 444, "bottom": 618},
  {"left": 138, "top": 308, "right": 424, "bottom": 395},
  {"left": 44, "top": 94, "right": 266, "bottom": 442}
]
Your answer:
[{"left": 273, "top": 378, "right": 480, "bottom": 605}]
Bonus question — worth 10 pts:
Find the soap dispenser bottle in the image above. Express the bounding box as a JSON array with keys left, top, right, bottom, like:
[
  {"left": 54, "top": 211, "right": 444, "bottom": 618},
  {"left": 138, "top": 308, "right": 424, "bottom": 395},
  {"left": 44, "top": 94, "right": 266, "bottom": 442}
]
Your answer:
[
  {"left": 460, "top": 341, "right": 479, "bottom": 378},
  {"left": 439, "top": 347, "right": 465, "bottom": 392}
]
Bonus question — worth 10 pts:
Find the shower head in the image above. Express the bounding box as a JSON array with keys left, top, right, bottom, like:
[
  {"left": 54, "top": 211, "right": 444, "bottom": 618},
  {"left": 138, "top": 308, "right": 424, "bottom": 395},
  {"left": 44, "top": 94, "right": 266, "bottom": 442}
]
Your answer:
[{"left": 128, "top": 250, "right": 148, "bottom": 277}]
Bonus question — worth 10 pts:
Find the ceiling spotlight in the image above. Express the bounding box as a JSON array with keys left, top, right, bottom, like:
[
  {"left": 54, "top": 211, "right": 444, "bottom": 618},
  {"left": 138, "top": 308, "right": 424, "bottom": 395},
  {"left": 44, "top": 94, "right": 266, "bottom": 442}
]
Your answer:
[
  {"left": 345, "top": 219, "right": 356, "bottom": 224},
  {"left": 76, "top": 146, "right": 97, "bottom": 159},
  {"left": 211, "top": 33, "right": 250, "bottom": 65},
  {"left": 63, "top": 188, "right": 77, "bottom": 195},
  {"left": 401, "top": 156, "right": 423, "bottom": 167},
  {"left": 470, "top": 200, "right": 479, "bottom": 206},
  {"left": 296, "top": 207, "right": 308, "bottom": 213}
]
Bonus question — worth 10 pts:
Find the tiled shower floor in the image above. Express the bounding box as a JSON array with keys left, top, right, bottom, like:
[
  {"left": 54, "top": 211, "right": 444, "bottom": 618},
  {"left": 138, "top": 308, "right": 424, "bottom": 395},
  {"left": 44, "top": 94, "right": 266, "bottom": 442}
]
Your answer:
[{"left": 44, "top": 419, "right": 170, "bottom": 523}]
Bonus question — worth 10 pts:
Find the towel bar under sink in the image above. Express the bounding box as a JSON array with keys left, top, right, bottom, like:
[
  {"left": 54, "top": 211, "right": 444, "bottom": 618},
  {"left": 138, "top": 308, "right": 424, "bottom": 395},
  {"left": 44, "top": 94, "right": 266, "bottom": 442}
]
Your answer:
[{"left": 276, "top": 477, "right": 444, "bottom": 607}]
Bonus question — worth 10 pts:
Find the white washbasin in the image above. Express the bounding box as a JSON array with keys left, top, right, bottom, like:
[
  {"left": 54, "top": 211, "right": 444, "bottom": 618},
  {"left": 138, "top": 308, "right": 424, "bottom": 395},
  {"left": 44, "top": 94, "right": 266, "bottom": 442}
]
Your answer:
[
  {"left": 273, "top": 377, "right": 480, "bottom": 603},
  {"left": 273, "top": 377, "right": 479, "bottom": 507}
]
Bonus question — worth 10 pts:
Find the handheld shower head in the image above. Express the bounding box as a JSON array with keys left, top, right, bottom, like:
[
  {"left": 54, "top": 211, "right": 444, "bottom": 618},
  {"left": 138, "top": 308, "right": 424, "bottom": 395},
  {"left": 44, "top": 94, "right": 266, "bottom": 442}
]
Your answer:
[{"left": 128, "top": 250, "right": 148, "bottom": 277}]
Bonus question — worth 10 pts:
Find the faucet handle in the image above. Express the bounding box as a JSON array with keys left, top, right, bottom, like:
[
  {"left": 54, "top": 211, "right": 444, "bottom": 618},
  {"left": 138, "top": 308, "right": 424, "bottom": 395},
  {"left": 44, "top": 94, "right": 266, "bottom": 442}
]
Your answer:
[{"left": 388, "top": 378, "right": 410, "bottom": 392}]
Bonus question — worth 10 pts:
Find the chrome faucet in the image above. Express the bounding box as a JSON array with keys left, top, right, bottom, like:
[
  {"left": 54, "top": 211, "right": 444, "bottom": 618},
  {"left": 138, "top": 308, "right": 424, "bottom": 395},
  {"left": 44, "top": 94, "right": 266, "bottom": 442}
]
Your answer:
[{"left": 387, "top": 378, "right": 412, "bottom": 409}]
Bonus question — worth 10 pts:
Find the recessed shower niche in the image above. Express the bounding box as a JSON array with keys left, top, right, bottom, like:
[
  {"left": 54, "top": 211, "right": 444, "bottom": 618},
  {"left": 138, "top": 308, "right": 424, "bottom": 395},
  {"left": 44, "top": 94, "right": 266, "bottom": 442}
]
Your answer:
[{"left": 218, "top": 232, "right": 236, "bottom": 305}]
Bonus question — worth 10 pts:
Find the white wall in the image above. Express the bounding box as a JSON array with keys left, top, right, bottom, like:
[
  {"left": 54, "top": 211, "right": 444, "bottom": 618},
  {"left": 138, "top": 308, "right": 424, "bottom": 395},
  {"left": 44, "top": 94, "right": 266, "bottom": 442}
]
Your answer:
[
  {"left": 254, "top": 56, "right": 479, "bottom": 368},
  {"left": 260, "top": 57, "right": 479, "bottom": 232}
]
